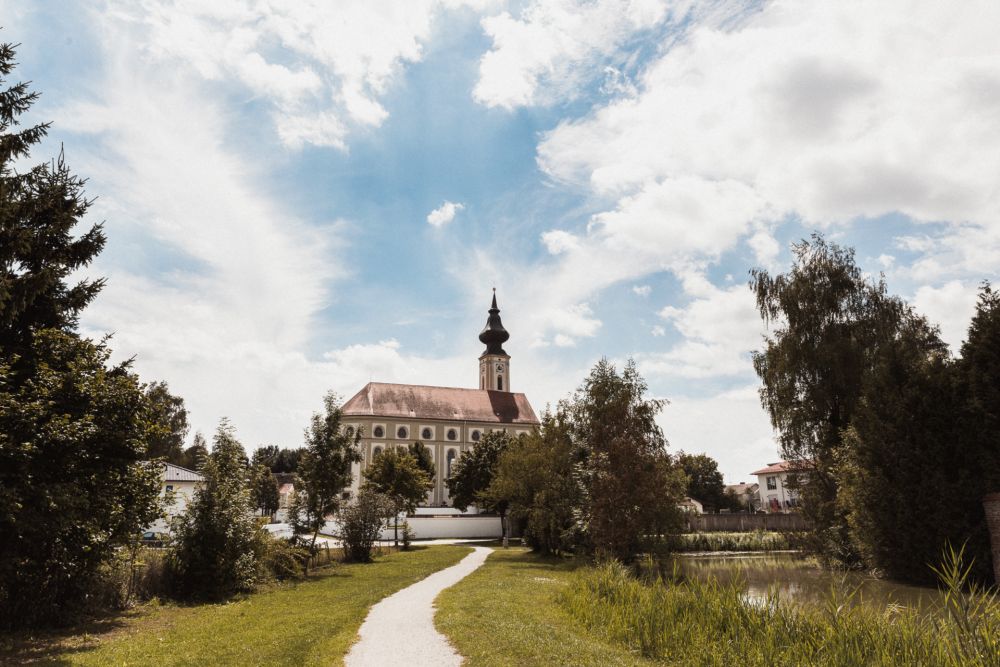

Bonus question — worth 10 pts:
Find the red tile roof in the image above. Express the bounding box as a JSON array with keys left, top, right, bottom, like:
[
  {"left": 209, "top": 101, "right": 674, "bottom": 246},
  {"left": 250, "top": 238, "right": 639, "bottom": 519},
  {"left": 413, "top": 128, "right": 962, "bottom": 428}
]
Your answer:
[
  {"left": 342, "top": 382, "right": 540, "bottom": 425},
  {"left": 751, "top": 459, "right": 814, "bottom": 476}
]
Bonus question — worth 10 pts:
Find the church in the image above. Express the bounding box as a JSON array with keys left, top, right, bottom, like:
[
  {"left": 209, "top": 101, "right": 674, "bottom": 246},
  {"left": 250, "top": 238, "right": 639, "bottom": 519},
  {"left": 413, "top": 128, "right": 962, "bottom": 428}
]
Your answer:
[{"left": 341, "top": 293, "right": 540, "bottom": 507}]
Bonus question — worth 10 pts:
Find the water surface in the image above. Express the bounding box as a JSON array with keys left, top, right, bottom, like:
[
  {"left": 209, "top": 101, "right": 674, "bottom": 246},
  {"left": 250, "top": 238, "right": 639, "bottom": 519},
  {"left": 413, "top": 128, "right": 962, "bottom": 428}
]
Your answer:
[{"left": 672, "top": 552, "right": 945, "bottom": 613}]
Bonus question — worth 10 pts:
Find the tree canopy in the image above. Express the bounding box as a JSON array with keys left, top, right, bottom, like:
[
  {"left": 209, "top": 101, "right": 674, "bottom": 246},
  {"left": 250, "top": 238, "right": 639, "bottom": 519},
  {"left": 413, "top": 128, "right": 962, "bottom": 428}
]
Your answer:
[
  {"left": 408, "top": 440, "right": 436, "bottom": 480},
  {"left": 447, "top": 430, "right": 515, "bottom": 535},
  {"left": 677, "top": 452, "right": 725, "bottom": 510},
  {"left": 145, "top": 380, "right": 190, "bottom": 465},
  {"left": 361, "top": 447, "right": 434, "bottom": 544}
]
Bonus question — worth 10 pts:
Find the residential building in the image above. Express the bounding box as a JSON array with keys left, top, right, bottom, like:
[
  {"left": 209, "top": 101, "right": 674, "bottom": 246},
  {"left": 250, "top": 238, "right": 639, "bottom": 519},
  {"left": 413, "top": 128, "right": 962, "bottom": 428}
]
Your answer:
[
  {"left": 725, "top": 482, "right": 760, "bottom": 511},
  {"left": 150, "top": 463, "right": 202, "bottom": 531},
  {"left": 751, "top": 460, "right": 813, "bottom": 514},
  {"left": 679, "top": 496, "right": 704, "bottom": 514}
]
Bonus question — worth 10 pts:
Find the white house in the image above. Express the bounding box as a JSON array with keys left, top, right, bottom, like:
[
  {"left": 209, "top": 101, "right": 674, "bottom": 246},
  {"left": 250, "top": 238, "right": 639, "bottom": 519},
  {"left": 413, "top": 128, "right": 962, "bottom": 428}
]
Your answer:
[
  {"left": 678, "top": 496, "right": 704, "bottom": 514},
  {"left": 751, "top": 460, "right": 812, "bottom": 514},
  {"left": 149, "top": 463, "right": 202, "bottom": 532}
]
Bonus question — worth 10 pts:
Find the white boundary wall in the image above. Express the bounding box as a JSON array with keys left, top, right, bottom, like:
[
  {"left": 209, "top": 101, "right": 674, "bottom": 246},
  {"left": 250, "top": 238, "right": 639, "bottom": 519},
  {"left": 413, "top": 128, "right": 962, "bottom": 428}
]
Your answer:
[{"left": 323, "top": 516, "right": 502, "bottom": 540}]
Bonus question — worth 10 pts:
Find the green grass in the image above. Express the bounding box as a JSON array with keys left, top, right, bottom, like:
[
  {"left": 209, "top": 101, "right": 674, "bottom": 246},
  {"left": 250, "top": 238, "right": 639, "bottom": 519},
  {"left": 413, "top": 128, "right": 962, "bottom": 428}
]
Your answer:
[
  {"left": 673, "top": 530, "right": 791, "bottom": 552},
  {"left": 29, "top": 545, "right": 471, "bottom": 667},
  {"left": 435, "top": 549, "right": 658, "bottom": 667},
  {"left": 557, "top": 553, "right": 1000, "bottom": 667}
]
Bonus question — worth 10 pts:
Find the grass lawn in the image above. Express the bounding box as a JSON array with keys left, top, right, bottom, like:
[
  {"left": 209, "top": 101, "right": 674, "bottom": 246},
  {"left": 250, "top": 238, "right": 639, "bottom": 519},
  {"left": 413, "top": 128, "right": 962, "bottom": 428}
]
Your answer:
[
  {"left": 16, "top": 545, "right": 471, "bottom": 667},
  {"left": 435, "top": 549, "right": 657, "bottom": 667}
]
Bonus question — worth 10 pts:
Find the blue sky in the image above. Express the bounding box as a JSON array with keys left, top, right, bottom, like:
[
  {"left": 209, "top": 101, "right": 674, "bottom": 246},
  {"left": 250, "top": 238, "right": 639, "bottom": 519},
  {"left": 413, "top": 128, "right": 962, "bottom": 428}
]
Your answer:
[{"left": 5, "top": 0, "right": 999, "bottom": 482}]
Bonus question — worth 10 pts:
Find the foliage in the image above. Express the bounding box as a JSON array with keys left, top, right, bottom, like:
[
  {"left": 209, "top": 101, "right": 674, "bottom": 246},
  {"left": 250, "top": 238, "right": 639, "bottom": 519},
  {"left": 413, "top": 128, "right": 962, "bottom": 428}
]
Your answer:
[
  {"left": 361, "top": 446, "right": 434, "bottom": 544},
  {"left": 842, "top": 285, "right": 1000, "bottom": 583},
  {"left": 0, "top": 330, "right": 165, "bottom": 630},
  {"left": 337, "top": 488, "right": 395, "bottom": 562},
  {"left": 674, "top": 531, "right": 791, "bottom": 552},
  {"left": 255, "top": 444, "right": 305, "bottom": 474},
  {"left": 447, "top": 430, "right": 516, "bottom": 536},
  {"left": 490, "top": 409, "right": 582, "bottom": 555},
  {"left": 749, "top": 235, "right": 908, "bottom": 561},
  {"left": 180, "top": 430, "right": 209, "bottom": 471},
  {"left": 570, "top": 358, "right": 685, "bottom": 561},
  {"left": 677, "top": 452, "right": 726, "bottom": 511},
  {"left": 249, "top": 459, "right": 280, "bottom": 517},
  {"left": 408, "top": 440, "right": 436, "bottom": 480},
  {"left": 168, "top": 420, "right": 268, "bottom": 599},
  {"left": 290, "top": 391, "right": 362, "bottom": 550},
  {"left": 558, "top": 548, "right": 1000, "bottom": 667},
  {"left": 145, "top": 381, "right": 190, "bottom": 465},
  {"left": 0, "top": 43, "right": 105, "bottom": 372}
]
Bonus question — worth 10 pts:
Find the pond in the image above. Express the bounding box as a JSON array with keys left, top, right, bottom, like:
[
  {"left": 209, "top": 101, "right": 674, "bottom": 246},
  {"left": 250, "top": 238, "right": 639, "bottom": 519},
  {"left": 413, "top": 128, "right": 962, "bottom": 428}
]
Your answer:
[{"left": 671, "top": 552, "right": 946, "bottom": 613}]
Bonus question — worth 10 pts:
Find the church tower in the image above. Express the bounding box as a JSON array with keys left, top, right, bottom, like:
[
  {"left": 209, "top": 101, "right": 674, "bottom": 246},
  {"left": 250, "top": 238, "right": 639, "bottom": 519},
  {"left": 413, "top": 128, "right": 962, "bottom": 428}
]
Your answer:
[{"left": 478, "top": 291, "right": 511, "bottom": 392}]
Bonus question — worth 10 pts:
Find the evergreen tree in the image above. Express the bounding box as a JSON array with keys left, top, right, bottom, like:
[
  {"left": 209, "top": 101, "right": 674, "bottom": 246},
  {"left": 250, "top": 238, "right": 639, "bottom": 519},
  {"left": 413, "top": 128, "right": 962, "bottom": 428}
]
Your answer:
[
  {"left": 145, "top": 381, "right": 190, "bottom": 465},
  {"left": 0, "top": 43, "right": 105, "bottom": 370},
  {"left": 169, "top": 419, "right": 267, "bottom": 599},
  {"left": 408, "top": 440, "right": 437, "bottom": 480},
  {"left": 249, "top": 460, "right": 280, "bottom": 517}
]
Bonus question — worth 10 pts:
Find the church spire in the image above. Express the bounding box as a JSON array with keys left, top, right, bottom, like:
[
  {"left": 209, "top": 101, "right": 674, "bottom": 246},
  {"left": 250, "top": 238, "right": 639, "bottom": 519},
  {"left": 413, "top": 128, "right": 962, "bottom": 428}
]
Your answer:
[{"left": 478, "top": 289, "right": 509, "bottom": 356}]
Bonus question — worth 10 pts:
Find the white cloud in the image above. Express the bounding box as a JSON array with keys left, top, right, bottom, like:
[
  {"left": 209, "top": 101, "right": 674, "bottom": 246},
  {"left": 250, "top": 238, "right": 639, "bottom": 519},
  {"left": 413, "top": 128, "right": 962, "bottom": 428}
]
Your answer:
[
  {"left": 911, "top": 280, "right": 980, "bottom": 353},
  {"left": 554, "top": 333, "right": 576, "bottom": 347},
  {"left": 651, "top": 325, "right": 665, "bottom": 336},
  {"left": 642, "top": 280, "right": 764, "bottom": 378},
  {"left": 427, "top": 201, "right": 465, "bottom": 227},
  {"left": 633, "top": 284, "right": 651, "bottom": 296},
  {"left": 108, "top": 0, "right": 490, "bottom": 149}
]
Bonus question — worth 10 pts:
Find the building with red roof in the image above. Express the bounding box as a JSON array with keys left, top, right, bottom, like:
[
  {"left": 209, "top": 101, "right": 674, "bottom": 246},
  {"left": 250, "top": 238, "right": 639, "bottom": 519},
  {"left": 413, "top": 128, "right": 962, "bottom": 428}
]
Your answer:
[{"left": 751, "top": 459, "right": 814, "bottom": 514}]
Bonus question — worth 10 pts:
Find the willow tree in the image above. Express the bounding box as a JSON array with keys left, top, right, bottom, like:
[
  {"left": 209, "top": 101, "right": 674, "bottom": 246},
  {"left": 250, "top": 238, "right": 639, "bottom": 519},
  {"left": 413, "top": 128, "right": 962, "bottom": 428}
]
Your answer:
[{"left": 749, "top": 235, "right": 906, "bottom": 562}]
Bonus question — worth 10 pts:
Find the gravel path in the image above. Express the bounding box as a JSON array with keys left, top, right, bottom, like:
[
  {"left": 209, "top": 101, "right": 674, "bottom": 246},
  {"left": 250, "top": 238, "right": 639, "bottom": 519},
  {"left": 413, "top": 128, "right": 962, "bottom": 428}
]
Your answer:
[{"left": 344, "top": 546, "right": 493, "bottom": 667}]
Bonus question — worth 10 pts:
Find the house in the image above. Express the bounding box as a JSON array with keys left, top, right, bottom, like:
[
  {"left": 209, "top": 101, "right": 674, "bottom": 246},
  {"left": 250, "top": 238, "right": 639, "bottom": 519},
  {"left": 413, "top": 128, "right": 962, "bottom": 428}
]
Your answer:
[
  {"left": 679, "top": 496, "right": 704, "bottom": 514},
  {"left": 751, "top": 460, "right": 813, "bottom": 514},
  {"left": 149, "top": 463, "right": 203, "bottom": 532},
  {"left": 725, "top": 482, "right": 760, "bottom": 511}
]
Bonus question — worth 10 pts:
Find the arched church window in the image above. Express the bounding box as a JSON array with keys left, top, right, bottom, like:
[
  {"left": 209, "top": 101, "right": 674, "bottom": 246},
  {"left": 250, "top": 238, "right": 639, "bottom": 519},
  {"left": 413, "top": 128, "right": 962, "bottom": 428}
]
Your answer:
[
  {"left": 471, "top": 430, "right": 481, "bottom": 442},
  {"left": 373, "top": 447, "right": 382, "bottom": 458},
  {"left": 447, "top": 429, "right": 457, "bottom": 441},
  {"left": 373, "top": 426, "right": 384, "bottom": 438},
  {"left": 346, "top": 426, "right": 354, "bottom": 436},
  {"left": 397, "top": 427, "right": 407, "bottom": 439},
  {"left": 497, "top": 376, "right": 502, "bottom": 391},
  {"left": 422, "top": 428, "right": 432, "bottom": 439},
  {"left": 447, "top": 450, "right": 456, "bottom": 478}
]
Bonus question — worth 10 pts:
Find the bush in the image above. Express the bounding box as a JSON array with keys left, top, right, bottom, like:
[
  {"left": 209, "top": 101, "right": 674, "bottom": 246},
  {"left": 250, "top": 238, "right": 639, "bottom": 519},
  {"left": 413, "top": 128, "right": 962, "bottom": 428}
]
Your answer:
[
  {"left": 337, "top": 489, "right": 394, "bottom": 563},
  {"left": 168, "top": 420, "right": 269, "bottom": 598}
]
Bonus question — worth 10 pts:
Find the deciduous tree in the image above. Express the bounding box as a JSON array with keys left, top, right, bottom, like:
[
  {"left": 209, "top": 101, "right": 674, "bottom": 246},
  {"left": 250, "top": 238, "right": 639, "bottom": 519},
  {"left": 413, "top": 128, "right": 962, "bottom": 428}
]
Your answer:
[
  {"left": 145, "top": 381, "right": 190, "bottom": 465},
  {"left": 677, "top": 452, "right": 725, "bottom": 511},
  {"left": 447, "top": 431, "right": 515, "bottom": 537},
  {"left": 361, "top": 447, "right": 434, "bottom": 545}
]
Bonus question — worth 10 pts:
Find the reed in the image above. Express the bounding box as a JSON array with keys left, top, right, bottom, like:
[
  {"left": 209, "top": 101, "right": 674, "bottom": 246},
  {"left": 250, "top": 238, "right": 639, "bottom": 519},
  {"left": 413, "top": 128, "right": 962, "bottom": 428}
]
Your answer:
[
  {"left": 675, "top": 530, "right": 790, "bottom": 552},
  {"left": 557, "top": 546, "right": 999, "bottom": 666}
]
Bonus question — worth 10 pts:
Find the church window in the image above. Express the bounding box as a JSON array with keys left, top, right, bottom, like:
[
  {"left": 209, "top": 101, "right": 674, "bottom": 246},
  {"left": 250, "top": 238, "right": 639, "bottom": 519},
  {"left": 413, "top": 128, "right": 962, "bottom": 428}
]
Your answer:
[
  {"left": 422, "top": 428, "right": 432, "bottom": 440},
  {"left": 447, "top": 429, "right": 457, "bottom": 440},
  {"left": 481, "top": 376, "right": 484, "bottom": 389},
  {"left": 373, "top": 426, "right": 384, "bottom": 438},
  {"left": 397, "top": 427, "right": 407, "bottom": 439},
  {"left": 346, "top": 426, "right": 354, "bottom": 436},
  {"left": 497, "top": 376, "right": 503, "bottom": 391},
  {"left": 373, "top": 447, "right": 382, "bottom": 457},
  {"left": 471, "top": 430, "right": 481, "bottom": 442},
  {"left": 447, "top": 450, "right": 456, "bottom": 477}
]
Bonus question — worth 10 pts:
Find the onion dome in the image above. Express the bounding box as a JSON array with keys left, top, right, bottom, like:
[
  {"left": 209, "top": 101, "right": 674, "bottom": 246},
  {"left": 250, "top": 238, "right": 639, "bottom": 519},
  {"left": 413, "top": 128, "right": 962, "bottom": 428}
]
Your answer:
[{"left": 478, "top": 291, "right": 509, "bottom": 355}]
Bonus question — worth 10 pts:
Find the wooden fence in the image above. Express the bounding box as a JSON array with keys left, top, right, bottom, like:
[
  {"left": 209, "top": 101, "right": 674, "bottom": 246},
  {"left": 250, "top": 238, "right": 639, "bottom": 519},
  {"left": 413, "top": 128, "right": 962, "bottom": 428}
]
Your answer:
[{"left": 684, "top": 513, "right": 809, "bottom": 533}]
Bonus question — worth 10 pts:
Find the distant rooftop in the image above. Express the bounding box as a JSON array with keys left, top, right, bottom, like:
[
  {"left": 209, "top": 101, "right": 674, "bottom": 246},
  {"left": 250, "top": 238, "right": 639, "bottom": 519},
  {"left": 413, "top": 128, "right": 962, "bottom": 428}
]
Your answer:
[
  {"left": 342, "top": 382, "right": 539, "bottom": 425},
  {"left": 751, "top": 459, "right": 815, "bottom": 476},
  {"left": 164, "top": 463, "right": 202, "bottom": 482}
]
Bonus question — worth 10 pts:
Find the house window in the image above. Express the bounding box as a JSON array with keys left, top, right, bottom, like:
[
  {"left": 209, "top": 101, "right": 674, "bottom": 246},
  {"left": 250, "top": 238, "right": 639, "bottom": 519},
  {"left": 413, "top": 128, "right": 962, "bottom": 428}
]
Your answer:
[
  {"left": 422, "top": 428, "right": 432, "bottom": 440},
  {"left": 766, "top": 476, "right": 777, "bottom": 490},
  {"left": 471, "top": 430, "right": 481, "bottom": 442},
  {"left": 373, "top": 426, "right": 384, "bottom": 438},
  {"left": 447, "top": 450, "right": 456, "bottom": 477},
  {"left": 342, "top": 492, "right": 351, "bottom": 500},
  {"left": 447, "top": 429, "right": 457, "bottom": 440},
  {"left": 497, "top": 376, "right": 503, "bottom": 391},
  {"left": 165, "top": 485, "right": 174, "bottom": 492},
  {"left": 397, "top": 427, "right": 407, "bottom": 439}
]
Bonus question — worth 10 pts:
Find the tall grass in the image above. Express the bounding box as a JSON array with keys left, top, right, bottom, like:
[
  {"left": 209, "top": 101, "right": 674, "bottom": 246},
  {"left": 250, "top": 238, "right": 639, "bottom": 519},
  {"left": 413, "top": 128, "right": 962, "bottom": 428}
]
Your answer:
[
  {"left": 558, "top": 546, "right": 999, "bottom": 666},
  {"left": 675, "top": 530, "right": 790, "bottom": 552}
]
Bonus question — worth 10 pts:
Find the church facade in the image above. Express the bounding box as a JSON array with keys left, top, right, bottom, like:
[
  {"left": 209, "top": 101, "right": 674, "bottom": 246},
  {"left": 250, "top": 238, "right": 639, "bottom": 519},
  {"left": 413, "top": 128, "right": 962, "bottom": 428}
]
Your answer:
[{"left": 341, "top": 293, "right": 540, "bottom": 506}]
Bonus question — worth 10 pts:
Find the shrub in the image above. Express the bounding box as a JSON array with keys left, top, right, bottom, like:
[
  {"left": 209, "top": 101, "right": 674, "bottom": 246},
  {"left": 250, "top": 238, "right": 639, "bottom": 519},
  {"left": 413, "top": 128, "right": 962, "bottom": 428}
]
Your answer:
[{"left": 338, "top": 489, "right": 394, "bottom": 562}]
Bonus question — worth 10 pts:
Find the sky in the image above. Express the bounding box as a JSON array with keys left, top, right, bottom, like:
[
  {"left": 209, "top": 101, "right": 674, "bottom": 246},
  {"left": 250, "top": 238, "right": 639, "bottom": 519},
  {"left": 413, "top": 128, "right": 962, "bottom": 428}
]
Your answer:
[{"left": 4, "top": 0, "right": 999, "bottom": 483}]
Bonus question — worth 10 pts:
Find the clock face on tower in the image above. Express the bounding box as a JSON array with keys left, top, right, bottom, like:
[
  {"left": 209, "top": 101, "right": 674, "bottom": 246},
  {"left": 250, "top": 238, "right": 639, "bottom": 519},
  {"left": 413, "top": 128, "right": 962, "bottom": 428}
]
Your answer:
[{"left": 496, "top": 363, "right": 504, "bottom": 373}]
